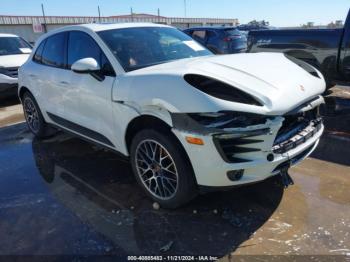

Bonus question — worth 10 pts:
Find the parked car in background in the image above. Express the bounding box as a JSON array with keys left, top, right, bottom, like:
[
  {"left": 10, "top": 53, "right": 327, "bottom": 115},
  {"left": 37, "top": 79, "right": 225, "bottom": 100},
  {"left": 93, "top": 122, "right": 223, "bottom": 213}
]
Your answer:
[
  {"left": 237, "top": 24, "right": 271, "bottom": 37},
  {"left": 0, "top": 34, "right": 32, "bottom": 98},
  {"left": 183, "top": 27, "right": 247, "bottom": 54},
  {"left": 247, "top": 9, "right": 350, "bottom": 88},
  {"left": 19, "top": 23, "right": 325, "bottom": 208}
]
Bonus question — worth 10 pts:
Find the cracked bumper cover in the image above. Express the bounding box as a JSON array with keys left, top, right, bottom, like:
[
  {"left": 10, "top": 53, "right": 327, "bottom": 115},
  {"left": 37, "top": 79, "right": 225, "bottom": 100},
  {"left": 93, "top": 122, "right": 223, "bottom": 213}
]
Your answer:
[{"left": 170, "top": 112, "right": 324, "bottom": 188}]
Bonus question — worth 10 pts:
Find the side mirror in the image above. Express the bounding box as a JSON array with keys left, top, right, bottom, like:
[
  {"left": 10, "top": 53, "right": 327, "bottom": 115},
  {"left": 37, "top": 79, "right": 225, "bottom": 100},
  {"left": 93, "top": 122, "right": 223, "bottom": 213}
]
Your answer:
[{"left": 71, "top": 58, "right": 100, "bottom": 74}]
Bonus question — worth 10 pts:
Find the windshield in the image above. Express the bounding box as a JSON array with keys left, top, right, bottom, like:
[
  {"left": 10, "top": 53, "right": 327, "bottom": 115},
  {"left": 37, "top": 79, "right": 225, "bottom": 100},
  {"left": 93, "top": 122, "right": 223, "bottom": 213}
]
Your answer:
[
  {"left": 0, "top": 37, "right": 32, "bottom": 56},
  {"left": 98, "top": 27, "right": 212, "bottom": 72}
]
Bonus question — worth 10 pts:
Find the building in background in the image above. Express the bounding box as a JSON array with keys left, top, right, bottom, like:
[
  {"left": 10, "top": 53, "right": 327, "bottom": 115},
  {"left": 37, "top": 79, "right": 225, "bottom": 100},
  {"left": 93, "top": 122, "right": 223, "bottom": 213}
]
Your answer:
[{"left": 0, "top": 13, "right": 239, "bottom": 43}]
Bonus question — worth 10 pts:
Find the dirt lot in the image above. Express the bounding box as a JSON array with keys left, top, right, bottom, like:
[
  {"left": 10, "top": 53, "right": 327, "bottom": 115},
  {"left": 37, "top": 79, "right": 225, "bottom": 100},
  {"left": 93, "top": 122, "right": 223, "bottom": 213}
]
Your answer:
[{"left": 0, "top": 87, "right": 349, "bottom": 260}]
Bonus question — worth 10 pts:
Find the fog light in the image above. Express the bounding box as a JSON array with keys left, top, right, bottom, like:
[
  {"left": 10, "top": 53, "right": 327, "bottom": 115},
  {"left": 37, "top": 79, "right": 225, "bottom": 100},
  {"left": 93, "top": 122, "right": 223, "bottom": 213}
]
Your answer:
[
  {"left": 227, "top": 169, "right": 244, "bottom": 181},
  {"left": 267, "top": 153, "right": 274, "bottom": 162}
]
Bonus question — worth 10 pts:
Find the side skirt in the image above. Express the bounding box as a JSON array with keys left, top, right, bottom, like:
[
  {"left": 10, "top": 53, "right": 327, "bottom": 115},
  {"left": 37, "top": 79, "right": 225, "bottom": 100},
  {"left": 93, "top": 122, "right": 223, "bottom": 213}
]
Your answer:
[{"left": 46, "top": 112, "right": 128, "bottom": 160}]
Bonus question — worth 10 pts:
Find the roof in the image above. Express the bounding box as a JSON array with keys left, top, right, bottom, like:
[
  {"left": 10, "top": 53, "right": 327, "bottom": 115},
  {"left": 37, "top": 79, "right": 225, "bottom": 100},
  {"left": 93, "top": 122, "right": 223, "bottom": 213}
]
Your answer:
[
  {"left": 0, "top": 33, "right": 18, "bottom": 37},
  {"left": 37, "top": 22, "right": 172, "bottom": 39},
  {"left": 80, "top": 22, "right": 171, "bottom": 31}
]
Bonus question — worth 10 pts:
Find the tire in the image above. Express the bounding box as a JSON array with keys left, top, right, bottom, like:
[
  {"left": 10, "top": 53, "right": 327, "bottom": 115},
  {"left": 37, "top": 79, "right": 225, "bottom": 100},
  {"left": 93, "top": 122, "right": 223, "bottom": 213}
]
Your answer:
[
  {"left": 130, "top": 129, "right": 198, "bottom": 208},
  {"left": 22, "top": 92, "right": 51, "bottom": 138}
]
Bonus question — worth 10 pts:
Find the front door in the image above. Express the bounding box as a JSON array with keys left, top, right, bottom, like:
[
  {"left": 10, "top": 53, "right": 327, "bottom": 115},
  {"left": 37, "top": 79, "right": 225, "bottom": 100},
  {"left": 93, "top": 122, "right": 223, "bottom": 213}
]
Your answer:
[{"left": 64, "top": 31, "right": 117, "bottom": 148}]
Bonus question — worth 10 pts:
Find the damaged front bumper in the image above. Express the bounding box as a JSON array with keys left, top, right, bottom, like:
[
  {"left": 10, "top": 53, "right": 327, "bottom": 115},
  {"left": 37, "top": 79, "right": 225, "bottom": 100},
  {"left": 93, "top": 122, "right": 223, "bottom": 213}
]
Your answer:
[{"left": 170, "top": 100, "right": 324, "bottom": 188}]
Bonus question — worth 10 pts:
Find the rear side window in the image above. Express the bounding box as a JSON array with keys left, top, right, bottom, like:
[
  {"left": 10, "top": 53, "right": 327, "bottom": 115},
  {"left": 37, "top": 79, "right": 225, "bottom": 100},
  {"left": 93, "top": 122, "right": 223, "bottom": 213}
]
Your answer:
[
  {"left": 192, "top": 30, "right": 206, "bottom": 40},
  {"left": 41, "top": 33, "right": 66, "bottom": 68},
  {"left": 68, "top": 31, "right": 115, "bottom": 76},
  {"left": 33, "top": 40, "right": 46, "bottom": 63},
  {"left": 206, "top": 30, "right": 217, "bottom": 39},
  {"left": 224, "top": 29, "right": 241, "bottom": 36}
]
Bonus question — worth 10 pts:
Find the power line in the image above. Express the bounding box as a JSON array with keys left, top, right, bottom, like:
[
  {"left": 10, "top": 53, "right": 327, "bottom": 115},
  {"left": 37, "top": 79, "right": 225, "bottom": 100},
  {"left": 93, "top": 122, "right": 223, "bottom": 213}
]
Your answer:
[
  {"left": 41, "top": 3, "right": 47, "bottom": 33},
  {"left": 130, "top": 7, "right": 134, "bottom": 22}
]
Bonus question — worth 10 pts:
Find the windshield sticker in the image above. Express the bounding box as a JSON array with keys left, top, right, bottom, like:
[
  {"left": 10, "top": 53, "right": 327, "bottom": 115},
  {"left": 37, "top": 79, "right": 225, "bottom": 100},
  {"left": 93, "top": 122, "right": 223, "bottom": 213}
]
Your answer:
[
  {"left": 183, "top": 40, "right": 205, "bottom": 51},
  {"left": 19, "top": 48, "right": 32, "bottom": 54}
]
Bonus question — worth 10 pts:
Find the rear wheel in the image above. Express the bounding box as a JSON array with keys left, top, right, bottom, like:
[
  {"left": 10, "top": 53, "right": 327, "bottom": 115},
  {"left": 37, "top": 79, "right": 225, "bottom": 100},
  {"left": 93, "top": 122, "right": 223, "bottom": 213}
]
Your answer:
[
  {"left": 130, "top": 129, "right": 197, "bottom": 208},
  {"left": 22, "top": 92, "right": 51, "bottom": 138}
]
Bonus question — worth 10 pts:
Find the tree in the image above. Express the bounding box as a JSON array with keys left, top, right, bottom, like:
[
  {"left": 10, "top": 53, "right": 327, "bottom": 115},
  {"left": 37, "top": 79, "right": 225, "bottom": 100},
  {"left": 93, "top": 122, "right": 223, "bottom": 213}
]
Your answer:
[
  {"left": 247, "top": 20, "right": 270, "bottom": 27},
  {"left": 301, "top": 22, "right": 314, "bottom": 28}
]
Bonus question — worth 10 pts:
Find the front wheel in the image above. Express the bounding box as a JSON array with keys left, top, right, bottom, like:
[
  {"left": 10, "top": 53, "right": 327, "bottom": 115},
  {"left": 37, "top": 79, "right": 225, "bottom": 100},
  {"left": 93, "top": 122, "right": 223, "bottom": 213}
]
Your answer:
[{"left": 130, "top": 129, "right": 197, "bottom": 209}]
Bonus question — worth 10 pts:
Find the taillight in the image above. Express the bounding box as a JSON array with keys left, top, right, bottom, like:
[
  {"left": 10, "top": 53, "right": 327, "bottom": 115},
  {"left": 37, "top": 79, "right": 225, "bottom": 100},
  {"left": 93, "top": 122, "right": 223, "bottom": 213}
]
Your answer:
[{"left": 223, "top": 37, "right": 232, "bottom": 42}]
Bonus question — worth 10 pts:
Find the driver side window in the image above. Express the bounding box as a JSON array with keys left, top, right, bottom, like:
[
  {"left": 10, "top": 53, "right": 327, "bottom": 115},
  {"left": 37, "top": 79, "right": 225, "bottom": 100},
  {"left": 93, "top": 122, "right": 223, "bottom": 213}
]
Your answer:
[{"left": 68, "top": 31, "right": 115, "bottom": 76}]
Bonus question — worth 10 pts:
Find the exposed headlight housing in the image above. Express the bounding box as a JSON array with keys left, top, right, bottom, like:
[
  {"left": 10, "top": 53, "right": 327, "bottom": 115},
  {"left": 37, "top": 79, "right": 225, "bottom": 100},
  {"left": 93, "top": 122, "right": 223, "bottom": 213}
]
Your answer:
[
  {"left": 188, "top": 111, "right": 270, "bottom": 129},
  {"left": 171, "top": 111, "right": 271, "bottom": 135}
]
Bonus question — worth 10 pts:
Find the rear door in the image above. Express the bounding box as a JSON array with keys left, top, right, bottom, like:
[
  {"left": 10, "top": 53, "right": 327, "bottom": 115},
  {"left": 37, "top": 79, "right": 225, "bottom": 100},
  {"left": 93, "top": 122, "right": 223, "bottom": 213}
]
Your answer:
[
  {"left": 36, "top": 32, "right": 72, "bottom": 119},
  {"left": 65, "top": 31, "right": 117, "bottom": 148}
]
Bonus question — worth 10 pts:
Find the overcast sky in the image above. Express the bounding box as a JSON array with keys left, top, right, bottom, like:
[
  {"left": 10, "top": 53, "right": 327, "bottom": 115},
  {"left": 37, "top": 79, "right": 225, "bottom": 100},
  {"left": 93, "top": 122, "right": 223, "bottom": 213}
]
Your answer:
[{"left": 1, "top": 0, "right": 348, "bottom": 27}]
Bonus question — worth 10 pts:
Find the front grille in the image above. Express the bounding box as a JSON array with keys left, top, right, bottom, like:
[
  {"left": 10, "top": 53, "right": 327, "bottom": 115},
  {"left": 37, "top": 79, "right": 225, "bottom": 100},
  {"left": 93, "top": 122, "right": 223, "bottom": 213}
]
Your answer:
[
  {"left": 275, "top": 107, "right": 318, "bottom": 144},
  {"left": 273, "top": 107, "right": 322, "bottom": 154},
  {"left": 213, "top": 129, "right": 267, "bottom": 163},
  {"left": 273, "top": 142, "right": 316, "bottom": 173}
]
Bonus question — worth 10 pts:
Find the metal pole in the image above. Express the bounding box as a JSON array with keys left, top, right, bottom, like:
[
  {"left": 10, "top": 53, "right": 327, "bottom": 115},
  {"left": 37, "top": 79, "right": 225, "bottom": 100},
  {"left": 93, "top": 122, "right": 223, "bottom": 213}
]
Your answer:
[
  {"left": 98, "top": 5, "right": 101, "bottom": 22},
  {"left": 157, "top": 8, "right": 160, "bottom": 23},
  {"left": 41, "top": 3, "right": 47, "bottom": 33},
  {"left": 130, "top": 7, "right": 134, "bottom": 22},
  {"left": 184, "top": 0, "right": 187, "bottom": 18}
]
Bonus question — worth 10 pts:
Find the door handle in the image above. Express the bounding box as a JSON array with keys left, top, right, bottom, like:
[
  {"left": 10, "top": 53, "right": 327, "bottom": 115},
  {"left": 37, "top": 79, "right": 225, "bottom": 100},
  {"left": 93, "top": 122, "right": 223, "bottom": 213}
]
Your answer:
[{"left": 29, "top": 74, "right": 38, "bottom": 78}]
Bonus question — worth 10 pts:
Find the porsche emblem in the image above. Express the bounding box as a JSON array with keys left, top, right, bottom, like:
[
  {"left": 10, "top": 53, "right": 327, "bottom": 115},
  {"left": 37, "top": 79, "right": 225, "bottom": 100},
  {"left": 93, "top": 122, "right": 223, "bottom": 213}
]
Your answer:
[{"left": 300, "top": 85, "right": 305, "bottom": 91}]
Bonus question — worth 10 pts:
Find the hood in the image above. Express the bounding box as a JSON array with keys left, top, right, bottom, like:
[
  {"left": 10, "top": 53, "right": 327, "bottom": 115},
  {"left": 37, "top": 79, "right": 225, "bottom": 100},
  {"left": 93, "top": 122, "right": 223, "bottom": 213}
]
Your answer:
[
  {"left": 0, "top": 54, "right": 30, "bottom": 68},
  {"left": 187, "top": 53, "right": 326, "bottom": 113},
  {"left": 121, "top": 53, "right": 326, "bottom": 115}
]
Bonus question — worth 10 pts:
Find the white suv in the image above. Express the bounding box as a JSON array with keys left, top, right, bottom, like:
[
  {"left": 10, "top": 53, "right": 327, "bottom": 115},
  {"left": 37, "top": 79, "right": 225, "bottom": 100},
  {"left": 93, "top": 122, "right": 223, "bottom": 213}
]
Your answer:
[
  {"left": 19, "top": 23, "right": 325, "bottom": 208},
  {"left": 0, "top": 34, "right": 31, "bottom": 98}
]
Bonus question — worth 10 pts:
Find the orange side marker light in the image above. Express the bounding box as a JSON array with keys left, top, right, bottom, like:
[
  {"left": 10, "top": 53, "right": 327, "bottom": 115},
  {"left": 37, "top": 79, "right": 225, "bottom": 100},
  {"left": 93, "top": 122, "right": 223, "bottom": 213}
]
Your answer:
[{"left": 185, "top": 136, "right": 204, "bottom": 145}]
